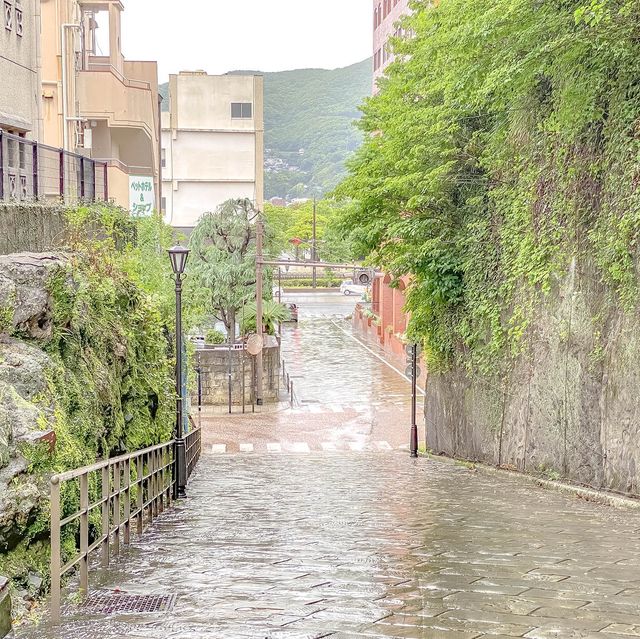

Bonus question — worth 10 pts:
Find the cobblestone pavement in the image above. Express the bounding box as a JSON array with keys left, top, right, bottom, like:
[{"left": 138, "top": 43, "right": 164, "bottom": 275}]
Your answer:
[
  {"left": 22, "top": 453, "right": 640, "bottom": 639},
  {"left": 19, "top": 292, "right": 640, "bottom": 638}
]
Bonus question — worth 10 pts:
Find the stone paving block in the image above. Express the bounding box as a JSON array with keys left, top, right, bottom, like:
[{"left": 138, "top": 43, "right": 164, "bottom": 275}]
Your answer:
[{"left": 601, "top": 624, "right": 640, "bottom": 636}]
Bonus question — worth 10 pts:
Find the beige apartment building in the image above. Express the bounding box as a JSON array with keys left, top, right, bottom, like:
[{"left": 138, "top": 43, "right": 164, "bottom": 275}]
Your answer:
[
  {"left": 40, "top": 0, "right": 161, "bottom": 210},
  {"left": 0, "top": 0, "right": 42, "bottom": 138},
  {"left": 161, "top": 72, "right": 264, "bottom": 231}
]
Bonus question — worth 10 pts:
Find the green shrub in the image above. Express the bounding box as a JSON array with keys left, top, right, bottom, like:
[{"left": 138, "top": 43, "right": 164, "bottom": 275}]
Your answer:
[
  {"left": 282, "top": 278, "right": 341, "bottom": 288},
  {"left": 205, "top": 329, "right": 225, "bottom": 344}
]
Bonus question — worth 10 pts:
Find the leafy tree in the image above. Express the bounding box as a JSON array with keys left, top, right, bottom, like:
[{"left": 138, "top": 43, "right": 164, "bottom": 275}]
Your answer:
[
  {"left": 264, "top": 199, "right": 358, "bottom": 264},
  {"left": 188, "top": 199, "right": 258, "bottom": 340},
  {"left": 337, "top": 0, "right": 640, "bottom": 373}
]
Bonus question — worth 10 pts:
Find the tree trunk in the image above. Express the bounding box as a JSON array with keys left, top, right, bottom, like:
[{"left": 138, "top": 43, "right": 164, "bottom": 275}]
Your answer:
[{"left": 227, "top": 308, "right": 236, "bottom": 343}]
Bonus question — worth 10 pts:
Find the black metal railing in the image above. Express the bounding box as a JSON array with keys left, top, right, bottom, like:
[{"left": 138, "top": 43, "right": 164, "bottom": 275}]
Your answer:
[{"left": 0, "top": 130, "right": 108, "bottom": 203}]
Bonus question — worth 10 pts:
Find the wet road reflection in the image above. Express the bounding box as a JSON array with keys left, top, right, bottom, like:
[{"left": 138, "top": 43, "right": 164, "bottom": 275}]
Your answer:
[{"left": 280, "top": 292, "right": 411, "bottom": 412}]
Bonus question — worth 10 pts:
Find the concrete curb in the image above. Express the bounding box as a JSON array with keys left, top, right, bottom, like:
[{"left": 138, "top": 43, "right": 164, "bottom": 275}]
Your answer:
[
  {"left": 425, "top": 453, "right": 640, "bottom": 511},
  {"left": 0, "top": 577, "right": 11, "bottom": 639}
]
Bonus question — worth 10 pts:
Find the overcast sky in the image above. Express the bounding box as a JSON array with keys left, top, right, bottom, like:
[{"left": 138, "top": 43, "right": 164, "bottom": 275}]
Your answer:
[{"left": 119, "top": 0, "right": 372, "bottom": 82}]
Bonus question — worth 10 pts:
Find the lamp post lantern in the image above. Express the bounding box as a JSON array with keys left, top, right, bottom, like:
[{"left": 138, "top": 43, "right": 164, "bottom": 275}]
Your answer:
[{"left": 168, "top": 245, "right": 190, "bottom": 498}]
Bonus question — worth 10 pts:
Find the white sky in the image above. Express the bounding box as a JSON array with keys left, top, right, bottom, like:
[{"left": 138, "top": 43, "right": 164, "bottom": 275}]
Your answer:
[{"left": 119, "top": 0, "right": 372, "bottom": 82}]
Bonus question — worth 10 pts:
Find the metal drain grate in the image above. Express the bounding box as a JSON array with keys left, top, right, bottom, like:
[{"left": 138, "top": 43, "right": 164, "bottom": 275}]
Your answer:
[{"left": 77, "top": 592, "right": 177, "bottom": 614}]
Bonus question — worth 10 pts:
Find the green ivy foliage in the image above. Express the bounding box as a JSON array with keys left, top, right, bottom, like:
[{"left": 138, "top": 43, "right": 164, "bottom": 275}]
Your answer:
[
  {"left": 336, "top": 0, "right": 640, "bottom": 373},
  {"left": 0, "top": 204, "right": 177, "bottom": 598}
]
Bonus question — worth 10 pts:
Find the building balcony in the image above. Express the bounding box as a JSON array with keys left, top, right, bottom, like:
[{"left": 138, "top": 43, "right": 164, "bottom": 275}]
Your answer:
[{"left": 78, "top": 57, "right": 158, "bottom": 141}]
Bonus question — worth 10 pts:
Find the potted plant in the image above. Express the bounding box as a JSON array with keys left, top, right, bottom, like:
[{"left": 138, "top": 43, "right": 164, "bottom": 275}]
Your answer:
[{"left": 241, "top": 300, "right": 291, "bottom": 336}]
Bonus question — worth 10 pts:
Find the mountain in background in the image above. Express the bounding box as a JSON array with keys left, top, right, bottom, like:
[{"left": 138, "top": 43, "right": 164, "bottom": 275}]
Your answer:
[{"left": 159, "top": 58, "right": 372, "bottom": 200}]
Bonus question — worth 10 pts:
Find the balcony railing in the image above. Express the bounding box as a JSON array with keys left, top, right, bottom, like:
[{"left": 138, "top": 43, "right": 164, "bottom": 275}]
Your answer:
[{"left": 0, "top": 131, "right": 108, "bottom": 203}]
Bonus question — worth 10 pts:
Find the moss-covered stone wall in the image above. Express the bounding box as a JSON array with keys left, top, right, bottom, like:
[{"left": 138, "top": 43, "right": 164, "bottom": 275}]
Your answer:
[{"left": 0, "top": 203, "right": 177, "bottom": 618}]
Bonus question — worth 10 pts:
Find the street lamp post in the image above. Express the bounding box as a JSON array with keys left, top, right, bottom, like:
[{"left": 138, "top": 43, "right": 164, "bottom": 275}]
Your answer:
[{"left": 168, "top": 245, "right": 190, "bottom": 499}]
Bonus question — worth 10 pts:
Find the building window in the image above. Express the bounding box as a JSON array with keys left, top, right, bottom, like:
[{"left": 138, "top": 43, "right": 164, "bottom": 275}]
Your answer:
[
  {"left": 373, "top": 7, "right": 378, "bottom": 30},
  {"left": 14, "top": 6, "right": 21, "bottom": 36},
  {"left": 231, "top": 102, "right": 252, "bottom": 119},
  {"left": 161, "top": 196, "right": 166, "bottom": 212},
  {"left": 161, "top": 148, "right": 166, "bottom": 168},
  {"left": 4, "top": 1, "right": 13, "bottom": 31}
]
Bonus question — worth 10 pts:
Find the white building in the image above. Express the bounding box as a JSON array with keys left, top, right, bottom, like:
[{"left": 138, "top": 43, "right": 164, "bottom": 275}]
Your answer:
[{"left": 161, "top": 71, "right": 264, "bottom": 231}]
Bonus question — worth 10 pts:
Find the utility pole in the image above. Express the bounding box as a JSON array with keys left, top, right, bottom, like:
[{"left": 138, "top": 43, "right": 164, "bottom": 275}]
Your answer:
[
  {"left": 312, "top": 197, "right": 317, "bottom": 289},
  {"left": 255, "top": 215, "right": 264, "bottom": 406}
]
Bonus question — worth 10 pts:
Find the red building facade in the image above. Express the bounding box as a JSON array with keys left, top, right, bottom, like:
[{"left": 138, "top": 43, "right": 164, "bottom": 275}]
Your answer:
[
  {"left": 353, "top": 275, "right": 427, "bottom": 388},
  {"left": 372, "top": 0, "right": 410, "bottom": 92}
]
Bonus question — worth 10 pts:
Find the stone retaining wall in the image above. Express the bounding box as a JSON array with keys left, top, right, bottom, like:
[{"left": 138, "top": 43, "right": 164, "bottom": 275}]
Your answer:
[
  {"left": 194, "top": 343, "right": 281, "bottom": 406},
  {"left": 425, "top": 256, "right": 640, "bottom": 495}
]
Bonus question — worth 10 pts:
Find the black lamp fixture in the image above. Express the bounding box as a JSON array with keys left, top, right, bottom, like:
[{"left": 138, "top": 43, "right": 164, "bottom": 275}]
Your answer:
[
  {"left": 168, "top": 245, "right": 190, "bottom": 276},
  {"left": 168, "top": 244, "right": 190, "bottom": 498}
]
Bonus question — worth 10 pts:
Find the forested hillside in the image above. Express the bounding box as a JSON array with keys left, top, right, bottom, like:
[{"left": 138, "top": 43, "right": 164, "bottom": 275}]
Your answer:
[{"left": 159, "top": 58, "right": 371, "bottom": 199}]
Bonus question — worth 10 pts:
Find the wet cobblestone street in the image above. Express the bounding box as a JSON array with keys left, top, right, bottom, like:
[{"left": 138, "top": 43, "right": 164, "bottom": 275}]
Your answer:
[
  {"left": 24, "top": 452, "right": 640, "bottom": 639},
  {"left": 19, "top": 293, "right": 640, "bottom": 638}
]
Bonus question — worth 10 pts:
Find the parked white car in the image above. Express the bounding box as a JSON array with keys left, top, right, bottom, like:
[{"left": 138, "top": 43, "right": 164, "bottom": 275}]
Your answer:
[{"left": 340, "top": 280, "right": 368, "bottom": 296}]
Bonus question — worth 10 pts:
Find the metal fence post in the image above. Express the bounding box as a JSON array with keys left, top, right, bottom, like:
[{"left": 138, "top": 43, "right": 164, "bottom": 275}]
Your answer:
[
  {"left": 59, "top": 150, "right": 65, "bottom": 200},
  {"left": 79, "top": 474, "right": 89, "bottom": 595},
  {"left": 101, "top": 466, "right": 110, "bottom": 567},
  {"left": 32, "top": 141, "right": 38, "bottom": 199},
  {"left": 103, "top": 162, "right": 108, "bottom": 200},
  {"left": 123, "top": 459, "right": 131, "bottom": 545},
  {"left": 92, "top": 160, "right": 96, "bottom": 202},
  {"left": 80, "top": 156, "right": 85, "bottom": 200},
  {"left": 136, "top": 456, "right": 143, "bottom": 535},
  {"left": 113, "top": 461, "right": 121, "bottom": 556},
  {"left": 50, "top": 478, "right": 61, "bottom": 623}
]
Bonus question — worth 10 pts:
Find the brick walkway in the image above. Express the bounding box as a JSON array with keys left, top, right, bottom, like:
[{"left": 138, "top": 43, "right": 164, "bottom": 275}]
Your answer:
[{"left": 23, "top": 450, "right": 640, "bottom": 639}]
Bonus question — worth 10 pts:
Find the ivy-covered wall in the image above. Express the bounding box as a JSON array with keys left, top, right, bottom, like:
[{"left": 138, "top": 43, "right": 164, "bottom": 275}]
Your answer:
[
  {"left": 0, "top": 204, "right": 177, "bottom": 614},
  {"left": 337, "top": 0, "right": 640, "bottom": 491}
]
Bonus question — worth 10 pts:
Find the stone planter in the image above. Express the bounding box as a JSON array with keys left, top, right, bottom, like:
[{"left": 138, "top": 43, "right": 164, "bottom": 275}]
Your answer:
[{"left": 0, "top": 577, "right": 11, "bottom": 638}]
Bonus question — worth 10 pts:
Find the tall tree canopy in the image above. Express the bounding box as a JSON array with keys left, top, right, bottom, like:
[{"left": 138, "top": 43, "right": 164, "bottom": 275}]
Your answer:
[
  {"left": 337, "top": 0, "right": 640, "bottom": 373},
  {"left": 189, "top": 199, "right": 258, "bottom": 339}
]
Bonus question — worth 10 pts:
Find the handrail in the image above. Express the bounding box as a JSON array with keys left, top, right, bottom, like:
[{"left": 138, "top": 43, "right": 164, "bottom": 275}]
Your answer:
[{"left": 50, "top": 428, "right": 202, "bottom": 623}]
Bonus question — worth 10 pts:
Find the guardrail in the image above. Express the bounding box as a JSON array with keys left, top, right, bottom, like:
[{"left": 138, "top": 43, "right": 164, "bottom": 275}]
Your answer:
[{"left": 50, "top": 429, "right": 201, "bottom": 622}]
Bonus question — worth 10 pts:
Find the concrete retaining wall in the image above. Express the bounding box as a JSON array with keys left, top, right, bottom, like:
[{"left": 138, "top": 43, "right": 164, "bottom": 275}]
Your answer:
[
  {"left": 0, "top": 203, "right": 68, "bottom": 255},
  {"left": 425, "top": 256, "right": 640, "bottom": 495}
]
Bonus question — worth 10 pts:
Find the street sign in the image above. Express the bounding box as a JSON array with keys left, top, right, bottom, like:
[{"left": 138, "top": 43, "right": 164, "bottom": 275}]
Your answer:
[
  {"left": 246, "top": 334, "right": 264, "bottom": 356},
  {"left": 405, "top": 365, "right": 422, "bottom": 380},
  {"left": 405, "top": 343, "right": 422, "bottom": 357}
]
